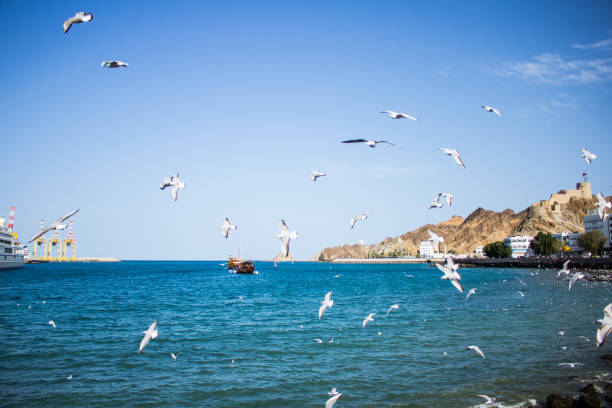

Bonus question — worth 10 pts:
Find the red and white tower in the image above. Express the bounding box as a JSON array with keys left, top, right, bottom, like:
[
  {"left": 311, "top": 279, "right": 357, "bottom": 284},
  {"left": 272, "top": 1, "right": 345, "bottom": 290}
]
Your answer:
[
  {"left": 8, "top": 206, "right": 14, "bottom": 232},
  {"left": 40, "top": 219, "right": 45, "bottom": 232},
  {"left": 68, "top": 220, "right": 74, "bottom": 239}
]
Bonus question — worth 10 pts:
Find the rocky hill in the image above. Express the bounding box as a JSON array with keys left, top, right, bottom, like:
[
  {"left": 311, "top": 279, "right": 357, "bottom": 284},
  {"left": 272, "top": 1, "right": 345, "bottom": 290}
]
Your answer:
[{"left": 316, "top": 182, "right": 605, "bottom": 261}]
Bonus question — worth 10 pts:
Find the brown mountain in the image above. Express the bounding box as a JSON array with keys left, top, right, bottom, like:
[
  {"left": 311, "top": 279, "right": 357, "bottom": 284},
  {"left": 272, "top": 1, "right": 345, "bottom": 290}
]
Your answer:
[{"left": 316, "top": 182, "right": 603, "bottom": 261}]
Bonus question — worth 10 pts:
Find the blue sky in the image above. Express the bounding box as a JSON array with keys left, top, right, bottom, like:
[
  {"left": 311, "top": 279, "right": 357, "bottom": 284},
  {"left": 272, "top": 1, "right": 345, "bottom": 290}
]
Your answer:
[{"left": 2, "top": 1, "right": 612, "bottom": 260}]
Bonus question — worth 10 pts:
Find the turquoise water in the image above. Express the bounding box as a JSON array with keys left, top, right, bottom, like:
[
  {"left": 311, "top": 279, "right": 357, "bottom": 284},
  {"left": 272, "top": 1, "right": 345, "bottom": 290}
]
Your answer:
[{"left": 0, "top": 261, "right": 610, "bottom": 407}]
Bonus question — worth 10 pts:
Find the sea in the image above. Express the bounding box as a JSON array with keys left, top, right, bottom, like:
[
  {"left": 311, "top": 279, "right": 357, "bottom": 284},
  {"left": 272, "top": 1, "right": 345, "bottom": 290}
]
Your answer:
[{"left": 0, "top": 261, "right": 610, "bottom": 408}]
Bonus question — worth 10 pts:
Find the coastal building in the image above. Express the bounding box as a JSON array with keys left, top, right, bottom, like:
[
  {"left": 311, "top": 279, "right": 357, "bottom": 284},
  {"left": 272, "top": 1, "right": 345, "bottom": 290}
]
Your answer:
[
  {"left": 503, "top": 235, "right": 534, "bottom": 258},
  {"left": 474, "top": 245, "right": 484, "bottom": 258},
  {"left": 584, "top": 210, "right": 612, "bottom": 248},
  {"left": 552, "top": 231, "right": 582, "bottom": 252},
  {"left": 419, "top": 241, "right": 434, "bottom": 258}
]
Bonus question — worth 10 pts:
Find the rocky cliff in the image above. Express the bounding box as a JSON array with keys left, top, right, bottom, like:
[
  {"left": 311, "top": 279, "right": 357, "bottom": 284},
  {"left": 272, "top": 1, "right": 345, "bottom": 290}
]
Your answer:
[{"left": 316, "top": 182, "right": 604, "bottom": 261}]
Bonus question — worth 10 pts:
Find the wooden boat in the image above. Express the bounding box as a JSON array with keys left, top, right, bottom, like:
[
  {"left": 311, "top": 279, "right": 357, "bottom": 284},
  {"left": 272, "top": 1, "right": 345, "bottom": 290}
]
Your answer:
[
  {"left": 235, "top": 260, "right": 255, "bottom": 274},
  {"left": 228, "top": 242, "right": 244, "bottom": 270}
]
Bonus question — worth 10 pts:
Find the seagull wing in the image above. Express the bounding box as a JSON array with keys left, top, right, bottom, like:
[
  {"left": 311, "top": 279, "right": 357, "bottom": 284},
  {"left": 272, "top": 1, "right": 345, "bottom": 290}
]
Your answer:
[
  {"left": 325, "top": 393, "right": 342, "bottom": 408},
  {"left": 563, "top": 260, "right": 570, "bottom": 270},
  {"left": 597, "top": 307, "right": 612, "bottom": 348},
  {"left": 171, "top": 184, "right": 180, "bottom": 201},
  {"left": 350, "top": 216, "right": 358, "bottom": 229},
  {"left": 400, "top": 113, "right": 419, "bottom": 121},
  {"left": 452, "top": 151, "right": 466, "bottom": 168},
  {"left": 376, "top": 140, "right": 398, "bottom": 147},
  {"left": 324, "top": 291, "right": 332, "bottom": 303},
  {"left": 279, "top": 219, "right": 289, "bottom": 235},
  {"left": 281, "top": 235, "right": 290, "bottom": 257},
  {"left": 29, "top": 226, "right": 54, "bottom": 243},
  {"left": 139, "top": 333, "right": 151, "bottom": 353},
  {"left": 341, "top": 139, "right": 368, "bottom": 144},
  {"left": 319, "top": 303, "right": 328, "bottom": 319},
  {"left": 57, "top": 209, "right": 79, "bottom": 224},
  {"left": 63, "top": 16, "right": 77, "bottom": 33},
  {"left": 450, "top": 277, "right": 464, "bottom": 293}
]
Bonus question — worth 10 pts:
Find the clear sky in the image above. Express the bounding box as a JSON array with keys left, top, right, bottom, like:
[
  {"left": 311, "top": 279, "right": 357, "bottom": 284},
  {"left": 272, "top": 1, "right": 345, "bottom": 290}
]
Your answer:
[{"left": 2, "top": 1, "right": 611, "bottom": 260}]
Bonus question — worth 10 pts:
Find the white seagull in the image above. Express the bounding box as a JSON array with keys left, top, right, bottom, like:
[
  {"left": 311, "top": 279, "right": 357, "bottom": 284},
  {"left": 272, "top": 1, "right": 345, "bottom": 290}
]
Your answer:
[
  {"left": 597, "top": 303, "right": 612, "bottom": 348},
  {"left": 328, "top": 388, "right": 340, "bottom": 396},
  {"left": 48, "top": 320, "right": 56, "bottom": 328},
  {"left": 170, "top": 352, "right": 181, "bottom": 361},
  {"left": 427, "top": 230, "right": 445, "bottom": 252},
  {"left": 467, "top": 345, "right": 486, "bottom": 359},
  {"left": 386, "top": 304, "right": 400, "bottom": 316},
  {"left": 325, "top": 393, "right": 342, "bottom": 408},
  {"left": 311, "top": 170, "right": 326, "bottom": 181},
  {"left": 29, "top": 209, "right": 79, "bottom": 243},
  {"left": 440, "top": 148, "right": 465, "bottom": 169},
  {"left": 380, "top": 110, "right": 419, "bottom": 121},
  {"left": 350, "top": 213, "right": 368, "bottom": 229},
  {"left": 568, "top": 272, "right": 585, "bottom": 291},
  {"left": 319, "top": 291, "right": 334, "bottom": 319},
  {"left": 160, "top": 173, "right": 185, "bottom": 201},
  {"left": 138, "top": 320, "right": 158, "bottom": 354},
  {"left": 341, "top": 139, "right": 399, "bottom": 148},
  {"left": 557, "top": 260, "right": 571, "bottom": 277},
  {"left": 220, "top": 218, "right": 237, "bottom": 239},
  {"left": 362, "top": 313, "right": 375, "bottom": 328},
  {"left": 63, "top": 12, "right": 93, "bottom": 33},
  {"left": 278, "top": 219, "right": 298, "bottom": 257},
  {"left": 440, "top": 193, "right": 454, "bottom": 206},
  {"left": 581, "top": 147, "right": 597, "bottom": 164},
  {"left": 466, "top": 288, "right": 477, "bottom": 301},
  {"left": 596, "top": 192, "right": 611, "bottom": 219},
  {"left": 101, "top": 60, "right": 128, "bottom": 68},
  {"left": 481, "top": 105, "right": 502, "bottom": 117},
  {"left": 428, "top": 194, "right": 443, "bottom": 209},
  {"left": 437, "top": 263, "right": 464, "bottom": 293},
  {"left": 314, "top": 338, "right": 323, "bottom": 343},
  {"left": 477, "top": 395, "right": 500, "bottom": 405},
  {"left": 558, "top": 362, "right": 583, "bottom": 368},
  {"left": 66, "top": 374, "right": 72, "bottom": 381}
]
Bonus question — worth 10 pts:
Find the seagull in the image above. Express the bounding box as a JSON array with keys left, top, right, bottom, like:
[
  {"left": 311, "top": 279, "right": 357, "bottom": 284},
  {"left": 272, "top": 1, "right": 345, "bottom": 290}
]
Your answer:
[
  {"left": 66, "top": 374, "right": 72, "bottom": 381},
  {"left": 311, "top": 171, "right": 326, "bottom": 181},
  {"left": 568, "top": 272, "right": 585, "bottom": 291},
  {"left": 278, "top": 219, "right": 298, "bottom": 257},
  {"left": 519, "top": 291, "right": 525, "bottom": 297},
  {"left": 314, "top": 338, "right": 323, "bottom": 343},
  {"left": 467, "top": 345, "right": 486, "bottom": 359},
  {"left": 386, "top": 304, "right": 400, "bottom": 316},
  {"left": 363, "top": 313, "right": 375, "bottom": 328},
  {"left": 597, "top": 303, "right": 612, "bottom": 348},
  {"left": 170, "top": 352, "right": 181, "bottom": 361},
  {"left": 29, "top": 209, "right": 79, "bottom": 242},
  {"left": 558, "top": 331, "right": 565, "bottom": 336},
  {"left": 138, "top": 320, "right": 158, "bottom": 354},
  {"left": 101, "top": 60, "right": 128, "bottom": 68},
  {"left": 48, "top": 320, "right": 56, "bottom": 328},
  {"left": 427, "top": 230, "right": 445, "bottom": 252},
  {"left": 481, "top": 105, "right": 502, "bottom": 117},
  {"left": 558, "top": 362, "right": 583, "bottom": 368},
  {"left": 328, "top": 388, "right": 340, "bottom": 396},
  {"left": 350, "top": 213, "right": 368, "bottom": 229},
  {"left": 440, "top": 148, "right": 465, "bottom": 169},
  {"left": 319, "top": 291, "right": 334, "bottom": 319},
  {"left": 220, "top": 218, "right": 237, "bottom": 239},
  {"left": 596, "top": 192, "right": 611, "bottom": 219},
  {"left": 341, "top": 139, "right": 398, "bottom": 148},
  {"left": 160, "top": 173, "right": 185, "bottom": 201},
  {"left": 63, "top": 12, "right": 93, "bottom": 33},
  {"left": 428, "top": 194, "right": 443, "bottom": 209},
  {"left": 558, "top": 260, "right": 571, "bottom": 277},
  {"left": 380, "top": 110, "right": 419, "bottom": 121},
  {"left": 466, "top": 288, "right": 477, "bottom": 301},
  {"left": 581, "top": 147, "right": 597, "bottom": 164},
  {"left": 325, "top": 393, "right": 342, "bottom": 408},
  {"left": 445, "top": 257, "right": 461, "bottom": 280},
  {"left": 437, "top": 263, "right": 464, "bottom": 293},
  {"left": 477, "top": 395, "right": 500, "bottom": 405},
  {"left": 440, "top": 193, "right": 454, "bottom": 206}
]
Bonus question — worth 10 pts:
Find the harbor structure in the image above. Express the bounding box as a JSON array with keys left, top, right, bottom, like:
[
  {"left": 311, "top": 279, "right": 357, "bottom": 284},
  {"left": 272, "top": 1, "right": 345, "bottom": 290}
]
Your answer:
[
  {"left": 552, "top": 231, "right": 581, "bottom": 252},
  {"left": 62, "top": 220, "right": 77, "bottom": 261},
  {"left": 503, "top": 235, "right": 534, "bottom": 258},
  {"left": 32, "top": 219, "right": 48, "bottom": 260}
]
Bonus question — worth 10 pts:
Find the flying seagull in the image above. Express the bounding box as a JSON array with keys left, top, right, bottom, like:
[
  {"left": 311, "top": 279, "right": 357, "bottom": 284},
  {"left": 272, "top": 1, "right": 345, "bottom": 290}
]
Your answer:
[
  {"left": 48, "top": 320, "right": 56, "bottom": 328},
  {"left": 436, "top": 263, "right": 464, "bottom": 293},
  {"left": 477, "top": 395, "right": 500, "bottom": 405},
  {"left": 362, "top": 313, "right": 375, "bottom": 328},
  {"left": 66, "top": 374, "right": 72, "bottom": 381},
  {"left": 466, "top": 288, "right": 477, "bottom": 301},
  {"left": 319, "top": 291, "right": 334, "bottom": 319},
  {"left": 440, "top": 148, "right": 465, "bottom": 168},
  {"left": 170, "top": 352, "right": 181, "bottom": 361},
  {"left": 220, "top": 218, "right": 237, "bottom": 239},
  {"left": 581, "top": 147, "right": 597, "bottom": 164},
  {"left": 568, "top": 272, "right": 585, "bottom": 291},
  {"left": 325, "top": 393, "right": 342, "bottom": 408},
  {"left": 467, "top": 345, "right": 486, "bottom": 359},
  {"left": 441, "top": 193, "right": 454, "bottom": 206},
  {"left": 429, "top": 194, "right": 443, "bottom": 209},
  {"left": 558, "top": 362, "right": 583, "bottom": 368},
  {"left": 341, "top": 139, "right": 398, "bottom": 148},
  {"left": 160, "top": 173, "right": 185, "bottom": 201},
  {"left": 386, "top": 304, "right": 399, "bottom": 316},
  {"left": 558, "top": 260, "right": 570, "bottom": 277},
  {"left": 278, "top": 219, "right": 298, "bottom": 257},
  {"left": 380, "top": 110, "right": 419, "bottom": 121},
  {"left": 311, "top": 170, "right": 326, "bottom": 181},
  {"left": 63, "top": 12, "right": 93, "bottom": 33},
  {"left": 427, "top": 230, "right": 444, "bottom": 252},
  {"left": 481, "top": 105, "right": 502, "bottom": 117},
  {"left": 138, "top": 320, "right": 158, "bottom": 354},
  {"left": 29, "top": 209, "right": 79, "bottom": 243},
  {"left": 101, "top": 60, "right": 128, "bottom": 68},
  {"left": 597, "top": 192, "right": 611, "bottom": 219},
  {"left": 350, "top": 213, "right": 368, "bottom": 229},
  {"left": 597, "top": 303, "right": 612, "bottom": 348}
]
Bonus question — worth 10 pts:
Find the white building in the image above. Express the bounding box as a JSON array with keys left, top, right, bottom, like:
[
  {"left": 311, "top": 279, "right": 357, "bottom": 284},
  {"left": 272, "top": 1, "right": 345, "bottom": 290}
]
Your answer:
[
  {"left": 503, "top": 235, "right": 534, "bottom": 258},
  {"left": 419, "top": 241, "right": 435, "bottom": 258},
  {"left": 584, "top": 210, "right": 612, "bottom": 248},
  {"left": 552, "top": 231, "right": 582, "bottom": 252},
  {"left": 474, "top": 245, "right": 484, "bottom": 258}
]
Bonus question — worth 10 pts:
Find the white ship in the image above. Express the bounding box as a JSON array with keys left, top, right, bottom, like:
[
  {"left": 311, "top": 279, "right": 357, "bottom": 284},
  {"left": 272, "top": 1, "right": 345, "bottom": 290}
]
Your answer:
[{"left": 0, "top": 215, "right": 25, "bottom": 269}]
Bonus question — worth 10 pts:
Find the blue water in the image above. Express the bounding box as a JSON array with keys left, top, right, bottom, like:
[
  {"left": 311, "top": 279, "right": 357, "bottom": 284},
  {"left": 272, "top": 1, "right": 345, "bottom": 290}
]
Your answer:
[{"left": 0, "top": 261, "right": 610, "bottom": 407}]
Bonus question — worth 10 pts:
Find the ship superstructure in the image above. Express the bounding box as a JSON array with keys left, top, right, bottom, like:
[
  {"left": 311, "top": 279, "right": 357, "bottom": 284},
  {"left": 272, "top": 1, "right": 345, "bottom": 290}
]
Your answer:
[{"left": 0, "top": 206, "right": 25, "bottom": 269}]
